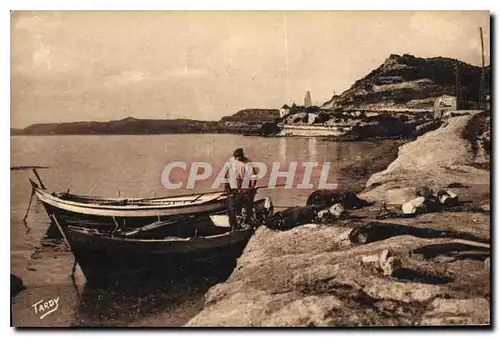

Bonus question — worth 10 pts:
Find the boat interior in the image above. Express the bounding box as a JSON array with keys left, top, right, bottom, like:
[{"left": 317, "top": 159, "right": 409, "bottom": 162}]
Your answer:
[
  {"left": 53, "top": 190, "right": 226, "bottom": 206},
  {"left": 119, "top": 215, "right": 232, "bottom": 239},
  {"left": 121, "top": 199, "right": 266, "bottom": 239}
]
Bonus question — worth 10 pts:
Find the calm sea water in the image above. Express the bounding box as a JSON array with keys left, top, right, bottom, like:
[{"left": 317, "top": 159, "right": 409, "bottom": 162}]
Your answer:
[{"left": 11, "top": 134, "right": 398, "bottom": 327}]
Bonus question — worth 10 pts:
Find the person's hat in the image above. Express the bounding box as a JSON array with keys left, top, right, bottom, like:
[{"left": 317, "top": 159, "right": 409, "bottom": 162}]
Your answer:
[{"left": 233, "top": 148, "right": 244, "bottom": 157}]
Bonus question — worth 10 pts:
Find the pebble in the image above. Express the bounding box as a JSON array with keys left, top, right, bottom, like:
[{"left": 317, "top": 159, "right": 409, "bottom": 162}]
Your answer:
[
  {"left": 402, "top": 197, "right": 427, "bottom": 214},
  {"left": 484, "top": 257, "right": 490, "bottom": 270}
]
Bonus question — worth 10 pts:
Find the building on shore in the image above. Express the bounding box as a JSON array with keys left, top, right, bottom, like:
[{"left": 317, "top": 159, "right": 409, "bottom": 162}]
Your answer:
[
  {"left": 434, "top": 94, "right": 457, "bottom": 119},
  {"left": 278, "top": 124, "right": 351, "bottom": 137},
  {"left": 279, "top": 104, "right": 291, "bottom": 118}
]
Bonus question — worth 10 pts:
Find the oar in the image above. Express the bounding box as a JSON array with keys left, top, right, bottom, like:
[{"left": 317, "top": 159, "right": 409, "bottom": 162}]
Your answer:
[
  {"left": 224, "top": 183, "right": 289, "bottom": 195},
  {"left": 132, "top": 184, "right": 290, "bottom": 204},
  {"left": 190, "top": 193, "right": 205, "bottom": 203},
  {"left": 190, "top": 184, "right": 289, "bottom": 203},
  {"left": 123, "top": 215, "right": 196, "bottom": 237},
  {"left": 255, "top": 183, "right": 288, "bottom": 190}
]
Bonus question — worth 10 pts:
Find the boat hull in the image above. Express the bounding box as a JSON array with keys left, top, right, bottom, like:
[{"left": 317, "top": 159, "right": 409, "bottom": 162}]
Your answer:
[
  {"left": 66, "top": 226, "right": 253, "bottom": 282},
  {"left": 41, "top": 202, "right": 221, "bottom": 233},
  {"left": 34, "top": 188, "right": 235, "bottom": 218},
  {"left": 34, "top": 185, "right": 245, "bottom": 231}
]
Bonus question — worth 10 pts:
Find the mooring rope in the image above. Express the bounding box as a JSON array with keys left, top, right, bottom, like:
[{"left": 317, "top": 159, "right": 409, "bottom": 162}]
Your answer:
[{"left": 22, "top": 186, "right": 35, "bottom": 234}]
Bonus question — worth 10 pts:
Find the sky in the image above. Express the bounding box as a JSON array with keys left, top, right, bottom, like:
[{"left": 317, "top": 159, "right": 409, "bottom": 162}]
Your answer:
[{"left": 11, "top": 11, "right": 490, "bottom": 128}]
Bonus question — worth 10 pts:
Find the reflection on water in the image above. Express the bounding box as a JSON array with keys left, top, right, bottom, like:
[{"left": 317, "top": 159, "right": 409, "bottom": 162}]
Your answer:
[
  {"left": 71, "top": 262, "right": 236, "bottom": 327},
  {"left": 308, "top": 137, "right": 317, "bottom": 162},
  {"left": 11, "top": 134, "right": 399, "bottom": 326},
  {"left": 279, "top": 137, "right": 287, "bottom": 163}
]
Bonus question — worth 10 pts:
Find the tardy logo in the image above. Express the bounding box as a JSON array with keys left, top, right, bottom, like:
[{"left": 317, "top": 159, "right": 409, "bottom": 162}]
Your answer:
[{"left": 31, "top": 297, "right": 60, "bottom": 319}]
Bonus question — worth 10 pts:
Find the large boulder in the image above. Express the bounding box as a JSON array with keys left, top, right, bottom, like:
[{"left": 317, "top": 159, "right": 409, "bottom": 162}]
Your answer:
[
  {"left": 306, "top": 189, "right": 370, "bottom": 210},
  {"left": 265, "top": 206, "right": 317, "bottom": 231}
]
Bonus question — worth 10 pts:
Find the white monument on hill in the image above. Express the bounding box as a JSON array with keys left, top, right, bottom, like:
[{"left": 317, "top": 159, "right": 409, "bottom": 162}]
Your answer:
[{"left": 304, "top": 91, "right": 312, "bottom": 107}]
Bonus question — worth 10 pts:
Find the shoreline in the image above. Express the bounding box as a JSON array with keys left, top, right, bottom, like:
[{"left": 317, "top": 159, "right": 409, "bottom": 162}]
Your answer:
[{"left": 9, "top": 131, "right": 418, "bottom": 143}]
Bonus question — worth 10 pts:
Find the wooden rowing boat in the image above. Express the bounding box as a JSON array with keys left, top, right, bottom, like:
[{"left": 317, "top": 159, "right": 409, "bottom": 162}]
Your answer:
[
  {"left": 64, "top": 218, "right": 254, "bottom": 282},
  {"left": 30, "top": 179, "right": 245, "bottom": 231}
]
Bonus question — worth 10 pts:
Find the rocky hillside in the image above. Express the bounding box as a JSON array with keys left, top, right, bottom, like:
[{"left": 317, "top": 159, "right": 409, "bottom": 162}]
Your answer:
[{"left": 322, "top": 54, "right": 491, "bottom": 111}]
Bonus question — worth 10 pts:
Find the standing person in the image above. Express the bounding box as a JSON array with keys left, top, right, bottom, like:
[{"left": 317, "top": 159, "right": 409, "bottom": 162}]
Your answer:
[{"left": 224, "top": 148, "right": 258, "bottom": 223}]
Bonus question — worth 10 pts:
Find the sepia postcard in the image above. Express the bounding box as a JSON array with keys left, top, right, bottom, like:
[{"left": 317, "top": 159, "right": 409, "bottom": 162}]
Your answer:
[{"left": 10, "top": 10, "right": 491, "bottom": 327}]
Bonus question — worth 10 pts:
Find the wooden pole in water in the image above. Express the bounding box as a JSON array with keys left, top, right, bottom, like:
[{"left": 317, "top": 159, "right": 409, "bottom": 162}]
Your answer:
[
  {"left": 225, "top": 186, "right": 238, "bottom": 231},
  {"left": 22, "top": 187, "right": 35, "bottom": 226},
  {"left": 32, "top": 168, "right": 46, "bottom": 189},
  {"left": 50, "top": 215, "right": 81, "bottom": 281}
]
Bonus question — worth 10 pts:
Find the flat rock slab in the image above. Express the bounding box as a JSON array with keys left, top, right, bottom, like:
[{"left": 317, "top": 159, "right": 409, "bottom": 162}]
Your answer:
[
  {"left": 420, "top": 298, "right": 490, "bottom": 325},
  {"left": 187, "top": 222, "right": 490, "bottom": 327}
]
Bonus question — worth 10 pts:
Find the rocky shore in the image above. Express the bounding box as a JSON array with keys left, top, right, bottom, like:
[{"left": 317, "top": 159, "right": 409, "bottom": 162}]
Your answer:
[
  {"left": 360, "top": 111, "right": 490, "bottom": 205},
  {"left": 185, "top": 112, "right": 490, "bottom": 327}
]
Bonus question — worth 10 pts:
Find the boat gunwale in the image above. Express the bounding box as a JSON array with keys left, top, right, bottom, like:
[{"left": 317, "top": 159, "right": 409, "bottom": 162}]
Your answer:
[
  {"left": 56, "top": 189, "right": 227, "bottom": 203},
  {"left": 35, "top": 187, "right": 227, "bottom": 211},
  {"left": 67, "top": 226, "right": 252, "bottom": 243}
]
